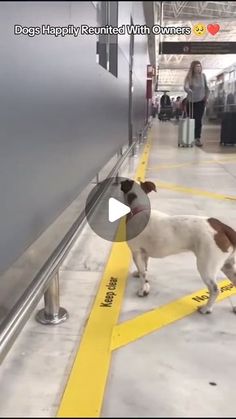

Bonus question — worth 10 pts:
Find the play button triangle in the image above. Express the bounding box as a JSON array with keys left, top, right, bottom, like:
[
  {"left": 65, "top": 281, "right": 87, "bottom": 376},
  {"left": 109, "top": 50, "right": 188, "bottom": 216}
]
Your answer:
[{"left": 108, "top": 198, "right": 130, "bottom": 223}]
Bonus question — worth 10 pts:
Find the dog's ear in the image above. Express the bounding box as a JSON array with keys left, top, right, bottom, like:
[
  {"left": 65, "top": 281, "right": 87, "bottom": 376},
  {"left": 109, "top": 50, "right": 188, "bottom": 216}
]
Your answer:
[
  {"left": 140, "top": 181, "right": 157, "bottom": 194},
  {"left": 120, "top": 179, "right": 134, "bottom": 194}
]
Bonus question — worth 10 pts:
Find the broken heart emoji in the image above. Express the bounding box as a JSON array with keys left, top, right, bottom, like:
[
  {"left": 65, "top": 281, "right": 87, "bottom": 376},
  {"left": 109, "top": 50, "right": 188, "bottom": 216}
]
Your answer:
[{"left": 207, "top": 23, "right": 220, "bottom": 35}]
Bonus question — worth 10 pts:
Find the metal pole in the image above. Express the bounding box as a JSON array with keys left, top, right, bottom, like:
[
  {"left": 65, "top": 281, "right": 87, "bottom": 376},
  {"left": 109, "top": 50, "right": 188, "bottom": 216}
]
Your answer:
[
  {"left": 138, "top": 130, "right": 143, "bottom": 144},
  {"left": 146, "top": 99, "right": 149, "bottom": 125},
  {"left": 36, "top": 272, "right": 68, "bottom": 325},
  {"left": 143, "top": 123, "right": 148, "bottom": 141},
  {"left": 132, "top": 137, "right": 137, "bottom": 156}
]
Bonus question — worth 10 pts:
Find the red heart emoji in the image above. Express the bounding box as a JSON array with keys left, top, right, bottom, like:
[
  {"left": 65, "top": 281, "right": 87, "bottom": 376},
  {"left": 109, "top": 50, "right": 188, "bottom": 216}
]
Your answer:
[{"left": 207, "top": 23, "right": 220, "bottom": 35}]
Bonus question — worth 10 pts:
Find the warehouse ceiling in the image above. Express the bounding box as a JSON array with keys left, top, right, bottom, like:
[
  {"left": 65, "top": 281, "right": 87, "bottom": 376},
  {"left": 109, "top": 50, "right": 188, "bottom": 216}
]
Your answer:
[{"left": 152, "top": 1, "right": 236, "bottom": 92}]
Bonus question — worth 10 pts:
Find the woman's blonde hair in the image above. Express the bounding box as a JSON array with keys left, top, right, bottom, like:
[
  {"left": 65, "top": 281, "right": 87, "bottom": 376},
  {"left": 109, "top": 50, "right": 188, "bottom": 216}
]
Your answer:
[{"left": 185, "top": 60, "right": 202, "bottom": 85}]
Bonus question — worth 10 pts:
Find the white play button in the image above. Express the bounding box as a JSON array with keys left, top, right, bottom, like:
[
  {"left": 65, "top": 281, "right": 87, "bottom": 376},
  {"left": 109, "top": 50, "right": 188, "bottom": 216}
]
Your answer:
[
  {"left": 108, "top": 198, "right": 131, "bottom": 223},
  {"left": 85, "top": 176, "right": 151, "bottom": 242}
]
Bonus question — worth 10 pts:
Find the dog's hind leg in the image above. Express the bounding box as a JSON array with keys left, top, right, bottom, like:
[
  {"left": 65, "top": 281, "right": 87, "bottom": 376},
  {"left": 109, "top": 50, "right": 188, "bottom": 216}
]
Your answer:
[
  {"left": 132, "top": 250, "right": 150, "bottom": 297},
  {"left": 221, "top": 254, "right": 236, "bottom": 286},
  {"left": 196, "top": 254, "right": 222, "bottom": 314}
]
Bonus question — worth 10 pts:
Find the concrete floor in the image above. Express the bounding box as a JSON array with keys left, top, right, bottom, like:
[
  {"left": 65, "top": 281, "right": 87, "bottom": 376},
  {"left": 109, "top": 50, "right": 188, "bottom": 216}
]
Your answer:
[
  {"left": 101, "top": 120, "right": 236, "bottom": 418},
  {"left": 0, "top": 119, "right": 236, "bottom": 417}
]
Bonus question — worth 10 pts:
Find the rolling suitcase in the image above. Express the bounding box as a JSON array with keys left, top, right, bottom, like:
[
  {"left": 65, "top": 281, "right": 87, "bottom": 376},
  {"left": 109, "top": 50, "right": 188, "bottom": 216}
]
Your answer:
[
  {"left": 159, "top": 106, "right": 172, "bottom": 121},
  {"left": 220, "top": 112, "right": 236, "bottom": 146},
  {"left": 178, "top": 99, "right": 195, "bottom": 148}
]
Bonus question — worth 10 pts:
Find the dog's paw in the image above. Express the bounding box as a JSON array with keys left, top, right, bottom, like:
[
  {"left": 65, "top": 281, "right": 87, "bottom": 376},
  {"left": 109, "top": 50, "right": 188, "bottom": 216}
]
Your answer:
[
  {"left": 198, "top": 305, "right": 212, "bottom": 314},
  {"left": 137, "top": 282, "right": 150, "bottom": 297},
  {"left": 132, "top": 271, "right": 140, "bottom": 278}
]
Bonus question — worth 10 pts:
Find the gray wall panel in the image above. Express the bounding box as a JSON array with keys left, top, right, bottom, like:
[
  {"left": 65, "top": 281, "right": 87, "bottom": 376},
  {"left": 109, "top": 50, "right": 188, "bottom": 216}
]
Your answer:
[{"left": 0, "top": 1, "right": 149, "bottom": 273}]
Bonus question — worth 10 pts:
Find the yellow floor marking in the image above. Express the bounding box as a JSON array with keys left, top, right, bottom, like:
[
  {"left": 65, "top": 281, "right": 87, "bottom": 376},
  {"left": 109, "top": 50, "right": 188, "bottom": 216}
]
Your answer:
[
  {"left": 155, "top": 180, "right": 236, "bottom": 201},
  {"left": 148, "top": 156, "right": 236, "bottom": 172},
  {"left": 111, "top": 279, "right": 236, "bottom": 351},
  {"left": 57, "top": 137, "right": 152, "bottom": 418},
  {"left": 135, "top": 140, "right": 152, "bottom": 182}
]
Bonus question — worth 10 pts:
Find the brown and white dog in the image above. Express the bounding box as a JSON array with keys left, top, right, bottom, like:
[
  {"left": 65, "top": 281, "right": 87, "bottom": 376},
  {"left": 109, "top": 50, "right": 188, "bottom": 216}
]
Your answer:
[{"left": 121, "top": 179, "right": 236, "bottom": 314}]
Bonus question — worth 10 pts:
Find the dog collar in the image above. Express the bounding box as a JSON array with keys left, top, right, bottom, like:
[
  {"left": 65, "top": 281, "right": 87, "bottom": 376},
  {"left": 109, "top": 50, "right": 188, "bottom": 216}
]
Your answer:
[{"left": 126, "top": 206, "right": 149, "bottom": 223}]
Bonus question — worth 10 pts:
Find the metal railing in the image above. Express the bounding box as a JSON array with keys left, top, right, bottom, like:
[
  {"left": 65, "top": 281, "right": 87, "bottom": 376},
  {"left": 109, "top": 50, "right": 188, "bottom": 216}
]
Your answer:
[{"left": 0, "top": 127, "right": 148, "bottom": 364}]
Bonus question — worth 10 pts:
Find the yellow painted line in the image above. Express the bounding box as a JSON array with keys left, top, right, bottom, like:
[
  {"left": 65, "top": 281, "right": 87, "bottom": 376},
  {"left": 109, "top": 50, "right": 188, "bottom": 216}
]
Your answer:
[
  {"left": 57, "top": 137, "right": 152, "bottom": 417},
  {"left": 135, "top": 139, "right": 152, "bottom": 183},
  {"left": 148, "top": 156, "right": 236, "bottom": 172},
  {"left": 57, "top": 235, "right": 130, "bottom": 418},
  {"left": 111, "top": 279, "right": 236, "bottom": 351},
  {"left": 156, "top": 180, "right": 236, "bottom": 201}
]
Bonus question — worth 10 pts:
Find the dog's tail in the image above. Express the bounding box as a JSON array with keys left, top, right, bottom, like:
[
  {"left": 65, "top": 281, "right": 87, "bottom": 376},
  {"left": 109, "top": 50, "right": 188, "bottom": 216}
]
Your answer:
[
  {"left": 223, "top": 225, "right": 236, "bottom": 249},
  {"left": 208, "top": 218, "right": 236, "bottom": 286},
  {"left": 208, "top": 218, "right": 236, "bottom": 251}
]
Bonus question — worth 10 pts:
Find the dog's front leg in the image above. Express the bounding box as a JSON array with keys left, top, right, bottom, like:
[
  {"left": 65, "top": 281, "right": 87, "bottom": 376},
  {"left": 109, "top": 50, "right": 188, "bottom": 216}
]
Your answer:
[
  {"left": 132, "top": 254, "right": 148, "bottom": 278},
  {"left": 198, "top": 278, "right": 219, "bottom": 314},
  {"left": 132, "top": 251, "right": 150, "bottom": 297},
  {"left": 197, "top": 256, "right": 220, "bottom": 314}
]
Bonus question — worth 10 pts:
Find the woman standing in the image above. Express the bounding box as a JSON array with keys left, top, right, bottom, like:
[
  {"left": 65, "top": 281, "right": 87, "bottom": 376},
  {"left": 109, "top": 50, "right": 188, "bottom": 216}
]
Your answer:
[{"left": 184, "top": 61, "right": 210, "bottom": 147}]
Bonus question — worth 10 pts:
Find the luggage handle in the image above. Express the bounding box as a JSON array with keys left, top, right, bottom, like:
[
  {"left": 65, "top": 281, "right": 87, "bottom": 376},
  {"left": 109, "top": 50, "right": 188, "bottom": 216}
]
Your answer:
[{"left": 189, "top": 91, "right": 194, "bottom": 119}]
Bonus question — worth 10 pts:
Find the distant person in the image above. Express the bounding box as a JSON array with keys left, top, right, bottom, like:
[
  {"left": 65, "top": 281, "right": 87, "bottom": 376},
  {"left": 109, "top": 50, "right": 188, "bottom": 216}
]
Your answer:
[
  {"left": 170, "top": 98, "right": 175, "bottom": 117},
  {"left": 160, "top": 92, "right": 171, "bottom": 108},
  {"left": 174, "top": 96, "right": 182, "bottom": 120},
  {"left": 226, "top": 92, "right": 235, "bottom": 111},
  {"left": 184, "top": 60, "right": 210, "bottom": 147},
  {"left": 227, "top": 93, "right": 234, "bottom": 105}
]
